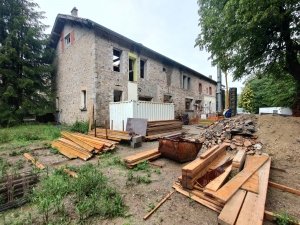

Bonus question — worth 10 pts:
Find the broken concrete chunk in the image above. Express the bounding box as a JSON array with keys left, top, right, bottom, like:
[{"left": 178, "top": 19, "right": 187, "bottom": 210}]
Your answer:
[
  {"left": 254, "top": 143, "right": 262, "bottom": 150},
  {"left": 244, "top": 119, "right": 253, "bottom": 125}
]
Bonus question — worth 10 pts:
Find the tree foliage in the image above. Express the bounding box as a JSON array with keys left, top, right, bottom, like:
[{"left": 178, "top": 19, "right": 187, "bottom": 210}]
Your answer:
[
  {"left": 195, "top": 0, "right": 300, "bottom": 84},
  {"left": 0, "top": 0, "right": 55, "bottom": 126},
  {"left": 241, "top": 73, "right": 297, "bottom": 113},
  {"left": 239, "top": 85, "right": 254, "bottom": 113}
]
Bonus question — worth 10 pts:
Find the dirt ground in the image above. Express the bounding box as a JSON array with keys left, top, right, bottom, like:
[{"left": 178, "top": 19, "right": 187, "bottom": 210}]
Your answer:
[{"left": 1, "top": 114, "right": 300, "bottom": 224}]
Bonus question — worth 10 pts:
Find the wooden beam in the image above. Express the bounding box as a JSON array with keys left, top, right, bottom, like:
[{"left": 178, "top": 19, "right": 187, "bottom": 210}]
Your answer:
[
  {"left": 268, "top": 181, "right": 300, "bottom": 196},
  {"left": 200, "top": 145, "right": 220, "bottom": 159},
  {"left": 205, "top": 165, "right": 232, "bottom": 192},
  {"left": 218, "top": 189, "right": 247, "bottom": 225},
  {"left": 143, "top": 191, "right": 175, "bottom": 220},
  {"left": 204, "top": 155, "right": 269, "bottom": 203},
  {"left": 235, "top": 158, "right": 271, "bottom": 225},
  {"left": 23, "top": 153, "right": 45, "bottom": 169},
  {"left": 61, "top": 131, "right": 94, "bottom": 152}
]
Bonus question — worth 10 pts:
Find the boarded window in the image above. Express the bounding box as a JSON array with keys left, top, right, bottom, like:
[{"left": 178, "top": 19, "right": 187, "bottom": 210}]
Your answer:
[
  {"left": 113, "top": 49, "right": 121, "bottom": 72},
  {"left": 209, "top": 86, "right": 212, "bottom": 95}
]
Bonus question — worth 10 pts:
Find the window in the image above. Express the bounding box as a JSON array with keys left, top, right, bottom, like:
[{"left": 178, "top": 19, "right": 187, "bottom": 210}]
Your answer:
[
  {"left": 55, "top": 97, "right": 59, "bottom": 111},
  {"left": 182, "top": 75, "right": 190, "bottom": 90},
  {"left": 81, "top": 90, "right": 86, "bottom": 110},
  {"left": 129, "top": 58, "right": 134, "bottom": 81},
  {"left": 138, "top": 95, "right": 152, "bottom": 101},
  {"left": 113, "top": 49, "right": 121, "bottom": 72},
  {"left": 128, "top": 52, "right": 137, "bottom": 81},
  {"left": 163, "top": 95, "right": 173, "bottom": 103},
  {"left": 185, "top": 98, "right": 193, "bottom": 110},
  {"left": 209, "top": 86, "right": 212, "bottom": 95},
  {"left": 114, "top": 90, "right": 123, "bottom": 102},
  {"left": 65, "top": 34, "right": 71, "bottom": 45},
  {"left": 140, "top": 59, "right": 145, "bottom": 78},
  {"left": 199, "top": 83, "right": 202, "bottom": 93},
  {"left": 194, "top": 100, "right": 201, "bottom": 111}
]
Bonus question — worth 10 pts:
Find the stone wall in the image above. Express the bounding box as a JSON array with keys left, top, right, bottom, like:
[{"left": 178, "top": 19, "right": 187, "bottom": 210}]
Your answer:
[
  {"left": 55, "top": 23, "right": 96, "bottom": 125},
  {"left": 55, "top": 22, "right": 217, "bottom": 125}
]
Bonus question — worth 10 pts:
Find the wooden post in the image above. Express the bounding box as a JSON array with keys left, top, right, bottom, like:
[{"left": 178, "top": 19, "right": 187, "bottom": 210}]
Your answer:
[
  {"left": 105, "top": 120, "right": 108, "bottom": 139},
  {"left": 94, "top": 120, "right": 96, "bottom": 137},
  {"left": 111, "top": 120, "right": 113, "bottom": 130},
  {"left": 122, "top": 120, "right": 124, "bottom": 131}
]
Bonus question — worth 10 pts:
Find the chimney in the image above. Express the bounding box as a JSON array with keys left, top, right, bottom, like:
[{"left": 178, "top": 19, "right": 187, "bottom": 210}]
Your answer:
[
  {"left": 71, "top": 7, "right": 78, "bottom": 17},
  {"left": 209, "top": 75, "right": 212, "bottom": 79}
]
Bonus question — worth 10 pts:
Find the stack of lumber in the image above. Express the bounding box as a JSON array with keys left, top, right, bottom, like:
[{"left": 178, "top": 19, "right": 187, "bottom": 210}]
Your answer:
[
  {"left": 51, "top": 131, "right": 117, "bottom": 161},
  {"left": 146, "top": 120, "right": 183, "bottom": 136},
  {"left": 181, "top": 143, "right": 229, "bottom": 189},
  {"left": 232, "top": 149, "right": 246, "bottom": 171},
  {"left": 175, "top": 145, "right": 277, "bottom": 225},
  {"left": 88, "top": 129, "right": 134, "bottom": 141},
  {"left": 122, "top": 148, "right": 161, "bottom": 168}
]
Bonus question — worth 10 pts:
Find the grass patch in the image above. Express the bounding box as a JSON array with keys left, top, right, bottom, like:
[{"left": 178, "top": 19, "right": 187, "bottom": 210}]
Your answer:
[
  {"left": 30, "top": 163, "right": 126, "bottom": 224},
  {"left": 70, "top": 121, "right": 89, "bottom": 134},
  {"left": 274, "top": 209, "right": 299, "bottom": 225}
]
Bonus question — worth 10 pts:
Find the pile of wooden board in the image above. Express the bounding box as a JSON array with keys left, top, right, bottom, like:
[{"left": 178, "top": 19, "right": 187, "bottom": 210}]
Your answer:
[
  {"left": 174, "top": 143, "right": 275, "bottom": 224},
  {"left": 88, "top": 128, "right": 135, "bottom": 141},
  {"left": 51, "top": 131, "right": 117, "bottom": 161},
  {"left": 122, "top": 148, "right": 161, "bottom": 168}
]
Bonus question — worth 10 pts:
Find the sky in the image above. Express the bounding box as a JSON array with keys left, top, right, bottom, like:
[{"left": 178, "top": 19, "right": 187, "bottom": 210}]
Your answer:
[{"left": 37, "top": 0, "right": 245, "bottom": 93}]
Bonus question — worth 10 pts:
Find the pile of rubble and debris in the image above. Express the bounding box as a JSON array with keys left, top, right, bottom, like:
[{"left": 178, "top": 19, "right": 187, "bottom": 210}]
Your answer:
[{"left": 191, "top": 115, "right": 265, "bottom": 155}]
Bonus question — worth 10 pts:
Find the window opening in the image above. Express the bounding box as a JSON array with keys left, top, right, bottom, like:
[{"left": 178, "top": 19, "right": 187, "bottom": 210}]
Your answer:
[
  {"left": 209, "top": 86, "right": 212, "bottom": 95},
  {"left": 65, "top": 34, "right": 70, "bottom": 45},
  {"left": 114, "top": 90, "right": 123, "bottom": 102},
  {"left": 163, "top": 95, "right": 173, "bottom": 103},
  {"left": 185, "top": 98, "right": 193, "bottom": 110},
  {"left": 81, "top": 90, "right": 86, "bottom": 110},
  {"left": 140, "top": 60, "right": 145, "bottom": 78},
  {"left": 129, "top": 58, "right": 134, "bottom": 81},
  {"left": 182, "top": 75, "right": 190, "bottom": 89},
  {"left": 138, "top": 96, "right": 152, "bottom": 101},
  {"left": 199, "top": 83, "right": 202, "bottom": 93},
  {"left": 55, "top": 97, "right": 59, "bottom": 111},
  {"left": 113, "top": 49, "right": 121, "bottom": 72}
]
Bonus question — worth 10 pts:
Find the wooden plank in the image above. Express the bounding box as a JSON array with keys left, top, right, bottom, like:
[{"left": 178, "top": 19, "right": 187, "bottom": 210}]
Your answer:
[
  {"left": 264, "top": 210, "right": 300, "bottom": 225},
  {"left": 218, "top": 190, "right": 247, "bottom": 225},
  {"left": 200, "top": 145, "right": 220, "bottom": 159},
  {"left": 123, "top": 148, "right": 159, "bottom": 163},
  {"left": 148, "top": 162, "right": 163, "bottom": 168},
  {"left": 23, "top": 153, "right": 45, "bottom": 169},
  {"left": 240, "top": 156, "right": 259, "bottom": 194},
  {"left": 56, "top": 139, "right": 93, "bottom": 160},
  {"left": 143, "top": 191, "right": 175, "bottom": 220},
  {"left": 125, "top": 153, "right": 162, "bottom": 167},
  {"left": 205, "top": 165, "right": 232, "bottom": 192},
  {"left": 88, "top": 104, "right": 93, "bottom": 131},
  {"left": 204, "top": 155, "right": 269, "bottom": 203},
  {"left": 235, "top": 157, "right": 271, "bottom": 225},
  {"left": 209, "top": 155, "right": 230, "bottom": 170},
  {"left": 232, "top": 149, "right": 246, "bottom": 171},
  {"left": 51, "top": 141, "right": 78, "bottom": 159},
  {"left": 172, "top": 183, "right": 222, "bottom": 213},
  {"left": 268, "top": 181, "right": 300, "bottom": 196},
  {"left": 61, "top": 131, "right": 94, "bottom": 152}
]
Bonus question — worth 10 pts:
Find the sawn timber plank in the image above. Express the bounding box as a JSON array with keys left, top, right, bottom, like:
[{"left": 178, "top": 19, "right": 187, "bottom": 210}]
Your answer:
[
  {"left": 268, "top": 181, "right": 300, "bottom": 196},
  {"left": 235, "top": 157, "right": 271, "bottom": 225},
  {"left": 218, "top": 189, "right": 247, "bottom": 225},
  {"left": 205, "top": 165, "right": 232, "bottom": 192},
  {"left": 241, "top": 156, "right": 259, "bottom": 194},
  {"left": 123, "top": 148, "right": 159, "bottom": 163},
  {"left": 200, "top": 145, "right": 220, "bottom": 159},
  {"left": 23, "top": 153, "right": 45, "bottom": 169},
  {"left": 203, "top": 155, "right": 269, "bottom": 203},
  {"left": 61, "top": 131, "right": 94, "bottom": 152}
]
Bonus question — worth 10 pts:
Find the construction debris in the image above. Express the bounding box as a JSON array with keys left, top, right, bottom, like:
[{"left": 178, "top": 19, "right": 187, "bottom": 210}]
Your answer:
[
  {"left": 122, "top": 148, "right": 161, "bottom": 168},
  {"left": 23, "top": 153, "right": 45, "bottom": 169}
]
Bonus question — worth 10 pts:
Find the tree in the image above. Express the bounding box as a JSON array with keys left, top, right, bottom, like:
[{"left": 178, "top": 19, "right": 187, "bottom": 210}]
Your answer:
[
  {"left": 195, "top": 0, "right": 300, "bottom": 87},
  {"left": 0, "top": 0, "right": 55, "bottom": 126},
  {"left": 239, "top": 85, "right": 254, "bottom": 113}
]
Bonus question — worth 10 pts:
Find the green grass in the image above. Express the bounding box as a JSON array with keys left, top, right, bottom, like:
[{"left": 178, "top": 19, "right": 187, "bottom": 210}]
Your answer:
[{"left": 0, "top": 124, "right": 61, "bottom": 150}]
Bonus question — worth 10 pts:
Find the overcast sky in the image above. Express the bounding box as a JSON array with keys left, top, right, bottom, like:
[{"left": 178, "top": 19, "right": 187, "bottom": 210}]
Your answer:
[{"left": 37, "top": 0, "right": 244, "bottom": 93}]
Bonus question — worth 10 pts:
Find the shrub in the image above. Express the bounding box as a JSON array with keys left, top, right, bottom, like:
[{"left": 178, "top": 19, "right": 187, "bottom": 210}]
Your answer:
[{"left": 70, "top": 121, "right": 89, "bottom": 134}]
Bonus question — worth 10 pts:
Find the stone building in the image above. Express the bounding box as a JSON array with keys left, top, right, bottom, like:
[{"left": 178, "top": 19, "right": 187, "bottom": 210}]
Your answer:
[{"left": 50, "top": 8, "right": 217, "bottom": 125}]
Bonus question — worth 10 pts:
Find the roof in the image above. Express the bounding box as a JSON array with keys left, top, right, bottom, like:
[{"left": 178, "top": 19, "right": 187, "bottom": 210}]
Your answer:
[{"left": 50, "top": 14, "right": 217, "bottom": 84}]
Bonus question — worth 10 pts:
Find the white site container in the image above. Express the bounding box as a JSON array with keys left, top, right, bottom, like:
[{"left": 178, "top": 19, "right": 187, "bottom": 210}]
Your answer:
[
  {"left": 109, "top": 101, "right": 175, "bottom": 131},
  {"left": 259, "top": 107, "right": 292, "bottom": 116}
]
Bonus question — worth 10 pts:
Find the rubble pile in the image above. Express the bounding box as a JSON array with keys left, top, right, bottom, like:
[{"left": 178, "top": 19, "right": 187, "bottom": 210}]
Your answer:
[{"left": 194, "top": 115, "right": 265, "bottom": 155}]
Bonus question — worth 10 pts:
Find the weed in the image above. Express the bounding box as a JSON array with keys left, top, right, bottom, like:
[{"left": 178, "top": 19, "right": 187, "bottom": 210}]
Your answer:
[
  {"left": 274, "top": 209, "right": 299, "bottom": 225},
  {"left": 0, "top": 157, "right": 10, "bottom": 177},
  {"left": 154, "top": 167, "right": 161, "bottom": 174},
  {"left": 133, "top": 160, "right": 150, "bottom": 172},
  {"left": 9, "top": 149, "right": 30, "bottom": 157},
  {"left": 0, "top": 130, "right": 11, "bottom": 144},
  {"left": 15, "top": 159, "right": 25, "bottom": 169},
  {"left": 70, "top": 121, "right": 89, "bottom": 134},
  {"left": 147, "top": 202, "right": 155, "bottom": 212},
  {"left": 136, "top": 175, "right": 151, "bottom": 184},
  {"left": 98, "top": 152, "right": 114, "bottom": 159},
  {"left": 50, "top": 147, "right": 59, "bottom": 154}
]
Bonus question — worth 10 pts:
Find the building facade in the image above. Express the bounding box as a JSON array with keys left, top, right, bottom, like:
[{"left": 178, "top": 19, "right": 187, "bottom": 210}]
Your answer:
[{"left": 50, "top": 8, "right": 217, "bottom": 125}]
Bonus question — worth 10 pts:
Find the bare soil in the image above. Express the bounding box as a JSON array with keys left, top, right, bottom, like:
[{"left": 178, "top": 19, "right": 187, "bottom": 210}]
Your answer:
[{"left": 1, "top": 114, "right": 300, "bottom": 224}]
